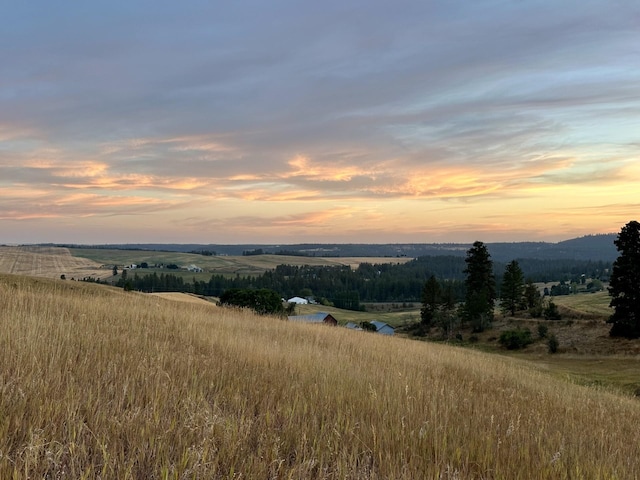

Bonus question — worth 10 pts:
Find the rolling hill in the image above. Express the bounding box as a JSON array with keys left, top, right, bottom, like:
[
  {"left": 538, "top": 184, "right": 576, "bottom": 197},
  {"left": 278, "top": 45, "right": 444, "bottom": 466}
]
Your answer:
[{"left": 1, "top": 273, "right": 640, "bottom": 478}]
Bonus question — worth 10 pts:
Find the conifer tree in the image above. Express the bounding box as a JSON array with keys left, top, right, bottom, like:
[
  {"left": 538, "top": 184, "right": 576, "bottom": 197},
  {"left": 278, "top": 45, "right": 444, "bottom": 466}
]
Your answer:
[
  {"left": 608, "top": 221, "right": 640, "bottom": 338},
  {"left": 463, "top": 241, "right": 496, "bottom": 332},
  {"left": 421, "top": 275, "right": 442, "bottom": 326},
  {"left": 500, "top": 260, "right": 525, "bottom": 316}
]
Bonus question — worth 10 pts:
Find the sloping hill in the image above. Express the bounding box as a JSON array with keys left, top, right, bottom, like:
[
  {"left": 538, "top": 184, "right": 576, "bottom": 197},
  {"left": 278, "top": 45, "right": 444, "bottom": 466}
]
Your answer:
[{"left": 1, "top": 273, "right": 640, "bottom": 478}]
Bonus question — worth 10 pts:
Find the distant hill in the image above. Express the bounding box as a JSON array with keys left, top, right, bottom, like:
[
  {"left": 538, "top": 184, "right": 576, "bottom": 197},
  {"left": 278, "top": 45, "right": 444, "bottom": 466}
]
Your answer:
[{"left": 49, "top": 233, "right": 618, "bottom": 262}]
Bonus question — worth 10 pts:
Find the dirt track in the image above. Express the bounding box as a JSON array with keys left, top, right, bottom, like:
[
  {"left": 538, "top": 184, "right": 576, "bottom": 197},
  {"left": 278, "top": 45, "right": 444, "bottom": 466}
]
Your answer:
[{"left": 0, "top": 246, "right": 109, "bottom": 279}]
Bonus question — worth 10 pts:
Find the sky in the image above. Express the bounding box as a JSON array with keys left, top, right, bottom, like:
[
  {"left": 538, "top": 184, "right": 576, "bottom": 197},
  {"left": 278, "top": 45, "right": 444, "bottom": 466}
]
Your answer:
[{"left": 1, "top": 1, "right": 639, "bottom": 245}]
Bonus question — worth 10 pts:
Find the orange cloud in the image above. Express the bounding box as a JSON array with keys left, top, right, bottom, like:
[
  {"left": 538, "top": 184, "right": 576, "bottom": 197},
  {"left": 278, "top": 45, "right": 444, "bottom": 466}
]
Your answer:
[{"left": 285, "top": 155, "right": 370, "bottom": 182}]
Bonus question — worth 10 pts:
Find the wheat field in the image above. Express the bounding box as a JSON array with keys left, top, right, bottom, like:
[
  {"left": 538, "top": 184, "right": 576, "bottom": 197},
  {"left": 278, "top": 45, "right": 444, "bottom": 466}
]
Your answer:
[{"left": 1, "top": 273, "right": 639, "bottom": 479}]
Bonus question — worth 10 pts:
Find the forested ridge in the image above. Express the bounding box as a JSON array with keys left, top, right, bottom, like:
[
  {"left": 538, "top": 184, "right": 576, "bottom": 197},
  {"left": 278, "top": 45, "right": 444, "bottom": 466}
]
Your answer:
[{"left": 62, "top": 233, "right": 618, "bottom": 261}]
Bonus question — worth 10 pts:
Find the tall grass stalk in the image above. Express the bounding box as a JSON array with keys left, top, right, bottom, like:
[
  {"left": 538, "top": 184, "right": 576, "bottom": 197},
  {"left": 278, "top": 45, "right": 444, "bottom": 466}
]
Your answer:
[{"left": 1, "top": 274, "right": 639, "bottom": 478}]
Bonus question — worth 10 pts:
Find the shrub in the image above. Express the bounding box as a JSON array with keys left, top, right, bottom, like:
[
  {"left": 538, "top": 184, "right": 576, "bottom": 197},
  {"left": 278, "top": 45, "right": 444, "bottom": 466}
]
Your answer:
[
  {"left": 537, "top": 324, "right": 548, "bottom": 338},
  {"left": 499, "top": 329, "right": 533, "bottom": 350},
  {"left": 360, "top": 321, "right": 377, "bottom": 332},
  {"left": 529, "top": 304, "right": 544, "bottom": 318},
  {"left": 548, "top": 334, "right": 559, "bottom": 353},
  {"left": 544, "top": 301, "right": 562, "bottom": 320}
]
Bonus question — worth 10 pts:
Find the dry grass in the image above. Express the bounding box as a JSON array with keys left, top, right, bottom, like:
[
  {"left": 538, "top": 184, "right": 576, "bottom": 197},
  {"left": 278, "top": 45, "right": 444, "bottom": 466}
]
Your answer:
[{"left": 2, "top": 273, "right": 640, "bottom": 479}]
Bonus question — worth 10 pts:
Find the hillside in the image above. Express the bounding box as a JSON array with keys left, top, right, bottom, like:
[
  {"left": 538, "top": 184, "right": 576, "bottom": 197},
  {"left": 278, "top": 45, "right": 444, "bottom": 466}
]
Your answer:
[{"left": 1, "top": 273, "right": 640, "bottom": 478}]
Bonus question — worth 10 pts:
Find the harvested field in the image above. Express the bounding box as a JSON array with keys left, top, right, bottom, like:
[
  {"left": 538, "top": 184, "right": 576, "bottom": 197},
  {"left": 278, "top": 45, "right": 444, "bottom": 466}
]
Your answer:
[{"left": 0, "top": 246, "right": 108, "bottom": 280}]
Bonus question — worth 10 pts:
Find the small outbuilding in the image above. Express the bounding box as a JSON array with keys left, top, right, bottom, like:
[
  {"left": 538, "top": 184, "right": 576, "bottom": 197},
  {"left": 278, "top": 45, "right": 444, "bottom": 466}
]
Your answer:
[
  {"left": 287, "top": 296, "right": 309, "bottom": 305},
  {"left": 370, "top": 320, "right": 395, "bottom": 335},
  {"left": 345, "top": 322, "right": 363, "bottom": 331},
  {"left": 288, "top": 312, "right": 338, "bottom": 326}
]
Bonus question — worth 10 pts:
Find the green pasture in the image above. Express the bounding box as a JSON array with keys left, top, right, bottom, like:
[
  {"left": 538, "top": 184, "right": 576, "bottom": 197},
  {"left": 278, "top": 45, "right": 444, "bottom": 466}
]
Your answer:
[{"left": 550, "top": 290, "right": 612, "bottom": 317}]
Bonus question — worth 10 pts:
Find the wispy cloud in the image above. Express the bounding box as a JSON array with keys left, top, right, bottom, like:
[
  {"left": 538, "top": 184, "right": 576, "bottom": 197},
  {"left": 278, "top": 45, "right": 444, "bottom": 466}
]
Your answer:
[{"left": 1, "top": 0, "right": 639, "bottom": 243}]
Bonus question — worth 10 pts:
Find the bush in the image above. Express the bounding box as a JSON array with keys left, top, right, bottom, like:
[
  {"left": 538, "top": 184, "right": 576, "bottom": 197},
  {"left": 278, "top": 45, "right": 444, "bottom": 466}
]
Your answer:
[
  {"left": 360, "top": 321, "right": 377, "bottom": 332},
  {"left": 529, "top": 304, "right": 544, "bottom": 318},
  {"left": 499, "top": 329, "right": 533, "bottom": 350},
  {"left": 537, "top": 324, "right": 548, "bottom": 338},
  {"left": 544, "top": 301, "right": 562, "bottom": 320},
  {"left": 548, "top": 334, "right": 559, "bottom": 353}
]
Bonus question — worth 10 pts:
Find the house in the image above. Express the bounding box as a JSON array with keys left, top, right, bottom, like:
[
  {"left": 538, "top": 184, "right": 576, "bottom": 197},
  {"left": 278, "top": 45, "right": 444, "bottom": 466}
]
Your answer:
[
  {"left": 287, "top": 296, "right": 309, "bottom": 304},
  {"left": 370, "top": 320, "right": 395, "bottom": 335},
  {"left": 287, "top": 312, "right": 338, "bottom": 326},
  {"left": 187, "top": 264, "right": 203, "bottom": 272}
]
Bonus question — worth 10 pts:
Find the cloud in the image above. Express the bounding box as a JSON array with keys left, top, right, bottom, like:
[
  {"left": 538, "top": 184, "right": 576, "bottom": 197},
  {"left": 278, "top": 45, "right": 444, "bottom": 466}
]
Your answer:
[{"left": 2, "top": 0, "right": 640, "bottom": 242}]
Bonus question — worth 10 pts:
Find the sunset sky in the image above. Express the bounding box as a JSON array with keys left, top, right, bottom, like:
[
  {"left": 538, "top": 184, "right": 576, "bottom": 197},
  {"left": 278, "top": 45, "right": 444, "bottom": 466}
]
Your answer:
[{"left": 2, "top": 1, "right": 639, "bottom": 245}]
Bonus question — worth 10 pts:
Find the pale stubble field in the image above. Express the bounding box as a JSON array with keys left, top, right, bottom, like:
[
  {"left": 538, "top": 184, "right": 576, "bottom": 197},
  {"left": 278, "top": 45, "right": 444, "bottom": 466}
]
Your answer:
[{"left": 0, "top": 246, "right": 108, "bottom": 279}]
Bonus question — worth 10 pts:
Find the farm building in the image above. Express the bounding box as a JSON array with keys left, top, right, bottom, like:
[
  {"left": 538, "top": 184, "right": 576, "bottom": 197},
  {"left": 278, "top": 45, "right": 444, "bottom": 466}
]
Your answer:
[
  {"left": 187, "top": 264, "right": 203, "bottom": 272},
  {"left": 288, "top": 312, "right": 338, "bottom": 326},
  {"left": 287, "top": 296, "right": 309, "bottom": 304},
  {"left": 370, "top": 320, "right": 395, "bottom": 335},
  {"left": 345, "top": 322, "right": 363, "bottom": 331}
]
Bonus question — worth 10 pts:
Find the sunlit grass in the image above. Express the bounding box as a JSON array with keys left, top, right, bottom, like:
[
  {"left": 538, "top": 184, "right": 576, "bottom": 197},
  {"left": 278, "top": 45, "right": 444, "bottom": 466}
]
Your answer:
[{"left": 1, "top": 273, "right": 640, "bottom": 478}]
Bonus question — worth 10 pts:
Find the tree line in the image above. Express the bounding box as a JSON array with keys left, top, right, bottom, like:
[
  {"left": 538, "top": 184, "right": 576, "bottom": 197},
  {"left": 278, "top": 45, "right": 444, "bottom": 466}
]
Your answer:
[
  {"left": 111, "top": 255, "right": 609, "bottom": 309},
  {"left": 418, "top": 221, "right": 640, "bottom": 341}
]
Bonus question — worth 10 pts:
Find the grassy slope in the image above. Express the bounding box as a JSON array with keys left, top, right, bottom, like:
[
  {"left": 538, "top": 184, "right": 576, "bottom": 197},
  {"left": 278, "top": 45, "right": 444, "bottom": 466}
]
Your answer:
[{"left": 2, "top": 273, "right": 640, "bottom": 479}]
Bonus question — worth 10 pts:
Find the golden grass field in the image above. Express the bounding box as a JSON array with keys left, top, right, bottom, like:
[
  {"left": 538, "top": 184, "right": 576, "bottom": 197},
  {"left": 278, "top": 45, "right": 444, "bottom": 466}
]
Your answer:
[{"left": 2, "top": 273, "right": 640, "bottom": 479}]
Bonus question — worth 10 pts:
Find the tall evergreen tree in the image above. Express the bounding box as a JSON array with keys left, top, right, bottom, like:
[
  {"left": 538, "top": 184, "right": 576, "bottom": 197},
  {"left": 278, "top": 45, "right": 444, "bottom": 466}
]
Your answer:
[
  {"left": 523, "top": 280, "right": 541, "bottom": 309},
  {"left": 500, "top": 260, "right": 525, "bottom": 316},
  {"left": 608, "top": 221, "right": 640, "bottom": 338},
  {"left": 463, "top": 241, "right": 496, "bottom": 332},
  {"left": 420, "top": 275, "right": 442, "bottom": 326}
]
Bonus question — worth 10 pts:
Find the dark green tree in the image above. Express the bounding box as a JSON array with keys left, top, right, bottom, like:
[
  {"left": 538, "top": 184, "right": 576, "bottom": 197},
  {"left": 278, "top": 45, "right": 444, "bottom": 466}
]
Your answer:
[
  {"left": 463, "top": 241, "right": 496, "bottom": 332},
  {"left": 112, "top": 265, "right": 118, "bottom": 276},
  {"left": 543, "top": 300, "right": 562, "bottom": 320},
  {"left": 523, "top": 280, "right": 541, "bottom": 309},
  {"left": 420, "top": 275, "right": 442, "bottom": 326},
  {"left": 218, "top": 288, "right": 284, "bottom": 316},
  {"left": 500, "top": 260, "right": 525, "bottom": 316},
  {"left": 608, "top": 220, "right": 640, "bottom": 338}
]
